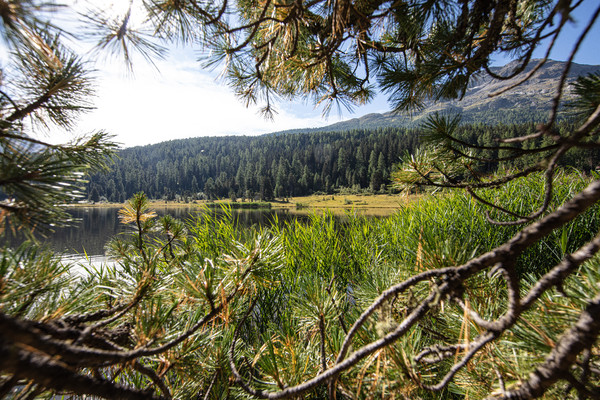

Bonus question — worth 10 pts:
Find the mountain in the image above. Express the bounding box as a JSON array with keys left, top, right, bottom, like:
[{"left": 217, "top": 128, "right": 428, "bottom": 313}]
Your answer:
[{"left": 276, "top": 60, "right": 600, "bottom": 133}]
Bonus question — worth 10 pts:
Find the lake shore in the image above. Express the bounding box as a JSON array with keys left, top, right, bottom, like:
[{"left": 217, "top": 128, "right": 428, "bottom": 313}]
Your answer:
[{"left": 70, "top": 193, "right": 423, "bottom": 215}]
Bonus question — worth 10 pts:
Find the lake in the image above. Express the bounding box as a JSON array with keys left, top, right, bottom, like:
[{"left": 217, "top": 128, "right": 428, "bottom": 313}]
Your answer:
[{"left": 4, "top": 206, "right": 312, "bottom": 257}]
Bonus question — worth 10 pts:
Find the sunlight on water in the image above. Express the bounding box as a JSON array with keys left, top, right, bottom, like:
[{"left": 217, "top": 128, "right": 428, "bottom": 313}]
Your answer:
[{"left": 59, "top": 254, "right": 119, "bottom": 276}]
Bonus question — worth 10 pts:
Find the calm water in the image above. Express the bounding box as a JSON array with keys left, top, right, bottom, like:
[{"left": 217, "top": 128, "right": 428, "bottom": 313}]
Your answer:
[{"left": 5, "top": 207, "right": 308, "bottom": 256}]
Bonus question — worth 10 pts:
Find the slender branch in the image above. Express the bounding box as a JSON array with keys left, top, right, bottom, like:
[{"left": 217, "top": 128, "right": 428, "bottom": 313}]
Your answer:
[
  {"left": 319, "top": 313, "right": 327, "bottom": 373},
  {"left": 237, "top": 177, "right": 600, "bottom": 398},
  {"left": 226, "top": 0, "right": 272, "bottom": 53},
  {"left": 325, "top": 276, "right": 348, "bottom": 334},
  {"left": 521, "top": 231, "right": 600, "bottom": 310},
  {"left": 423, "top": 331, "right": 498, "bottom": 391},
  {"left": 547, "top": 4, "right": 600, "bottom": 128},
  {"left": 411, "top": 164, "right": 544, "bottom": 190},
  {"left": 414, "top": 343, "right": 468, "bottom": 364},
  {"left": 133, "top": 361, "right": 172, "bottom": 400},
  {"left": 452, "top": 261, "right": 520, "bottom": 333},
  {"left": 483, "top": 151, "right": 559, "bottom": 226},
  {"left": 189, "top": 0, "right": 228, "bottom": 26},
  {"left": 487, "top": 0, "right": 572, "bottom": 97},
  {"left": 74, "top": 281, "right": 152, "bottom": 346},
  {"left": 230, "top": 287, "right": 447, "bottom": 399},
  {"left": 488, "top": 57, "right": 550, "bottom": 97},
  {"left": 6, "top": 92, "right": 51, "bottom": 122},
  {"left": 202, "top": 371, "right": 219, "bottom": 400},
  {"left": 499, "top": 128, "right": 546, "bottom": 144},
  {"left": 336, "top": 267, "right": 456, "bottom": 363},
  {"left": 439, "top": 131, "right": 555, "bottom": 153},
  {"left": 466, "top": 187, "right": 534, "bottom": 221},
  {"left": 0, "top": 279, "right": 236, "bottom": 367},
  {"left": 493, "top": 293, "right": 600, "bottom": 399},
  {"left": 0, "top": 89, "right": 21, "bottom": 113}
]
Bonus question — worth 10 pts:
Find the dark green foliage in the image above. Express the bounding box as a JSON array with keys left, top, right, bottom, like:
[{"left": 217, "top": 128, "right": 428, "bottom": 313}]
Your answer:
[
  {"left": 110, "top": 174, "right": 600, "bottom": 398},
  {"left": 88, "top": 120, "right": 596, "bottom": 202},
  {"left": 87, "top": 127, "right": 418, "bottom": 201},
  {"left": 0, "top": 3, "right": 117, "bottom": 236}
]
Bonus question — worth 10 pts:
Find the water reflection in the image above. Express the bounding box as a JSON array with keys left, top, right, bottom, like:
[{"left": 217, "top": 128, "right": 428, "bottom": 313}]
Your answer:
[{"left": 4, "top": 207, "right": 310, "bottom": 256}]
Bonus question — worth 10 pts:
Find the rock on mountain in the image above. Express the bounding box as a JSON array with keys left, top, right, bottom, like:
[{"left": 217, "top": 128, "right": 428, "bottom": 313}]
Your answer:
[{"left": 310, "top": 60, "right": 600, "bottom": 132}]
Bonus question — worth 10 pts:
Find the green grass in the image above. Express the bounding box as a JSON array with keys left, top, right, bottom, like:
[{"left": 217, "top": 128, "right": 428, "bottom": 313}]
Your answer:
[{"left": 7, "top": 170, "right": 598, "bottom": 399}]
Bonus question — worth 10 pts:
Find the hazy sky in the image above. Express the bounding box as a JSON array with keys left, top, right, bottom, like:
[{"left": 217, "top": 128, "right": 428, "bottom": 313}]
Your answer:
[{"left": 43, "top": 1, "right": 600, "bottom": 147}]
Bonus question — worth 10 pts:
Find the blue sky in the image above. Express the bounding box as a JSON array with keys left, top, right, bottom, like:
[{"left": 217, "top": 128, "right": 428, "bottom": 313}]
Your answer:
[{"left": 57, "top": 1, "right": 600, "bottom": 147}]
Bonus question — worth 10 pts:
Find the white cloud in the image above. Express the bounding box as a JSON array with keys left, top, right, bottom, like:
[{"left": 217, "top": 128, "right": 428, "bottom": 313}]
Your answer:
[{"left": 72, "top": 55, "right": 330, "bottom": 147}]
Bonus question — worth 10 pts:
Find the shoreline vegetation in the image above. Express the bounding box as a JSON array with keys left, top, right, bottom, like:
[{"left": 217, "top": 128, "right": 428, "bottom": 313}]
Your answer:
[
  {"left": 51, "top": 171, "right": 600, "bottom": 399},
  {"left": 69, "top": 193, "right": 422, "bottom": 215}
]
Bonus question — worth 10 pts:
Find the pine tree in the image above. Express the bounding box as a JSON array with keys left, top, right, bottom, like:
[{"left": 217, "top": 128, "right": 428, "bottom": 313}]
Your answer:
[{"left": 2, "top": 1, "right": 600, "bottom": 400}]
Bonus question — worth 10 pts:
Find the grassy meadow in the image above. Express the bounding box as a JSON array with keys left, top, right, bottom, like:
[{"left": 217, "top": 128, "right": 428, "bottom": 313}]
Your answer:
[
  {"left": 274, "top": 193, "right": 419, "bottom": 215},
  {"left": 74, "top": 192, "right": 423, "bottom": 217}
]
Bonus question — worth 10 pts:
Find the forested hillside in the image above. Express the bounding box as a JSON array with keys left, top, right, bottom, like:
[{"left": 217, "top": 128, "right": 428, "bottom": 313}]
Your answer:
[
  {"left": 87, "top": 119, "right": 593, "bottom": 202},
  {"left": 87, "top": 60, "right": 600, "bottom": 203},
  {"left": 88, "top": 127, "right": 416, "bottom": 202}
]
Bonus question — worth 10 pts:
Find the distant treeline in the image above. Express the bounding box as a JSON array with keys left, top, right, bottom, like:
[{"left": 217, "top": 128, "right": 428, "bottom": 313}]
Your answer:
[{"left": 87, "top": 120, "right": 596, "bottom": 202}]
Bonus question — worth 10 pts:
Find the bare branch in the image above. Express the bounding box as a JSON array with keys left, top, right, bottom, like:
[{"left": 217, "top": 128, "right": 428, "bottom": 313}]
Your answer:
[
  {"left": 547, "top": 4, "right": 600, "bottom": 128},
  {"left": 0, "top": 341, "right": 163, "bottom": 400},
  {"left": 493, "top": 293, "right": 600, "bottom": 399},
  {"left": 133, "top": 361, "right": 172, "bottom": 400}
]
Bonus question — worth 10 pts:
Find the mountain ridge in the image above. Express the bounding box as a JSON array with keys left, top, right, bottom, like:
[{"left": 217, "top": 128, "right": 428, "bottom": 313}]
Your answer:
[{"left": 268, "top": 59, "right": 600, "bottom": 135}]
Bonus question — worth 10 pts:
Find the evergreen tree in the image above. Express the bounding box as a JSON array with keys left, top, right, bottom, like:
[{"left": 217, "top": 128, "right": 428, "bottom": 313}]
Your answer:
[
  {"left": 2, "top": 1, "right": 600, "bottom": 400},
  {"left": 190, "top": 175, "right": 199, "bottom": 196}
]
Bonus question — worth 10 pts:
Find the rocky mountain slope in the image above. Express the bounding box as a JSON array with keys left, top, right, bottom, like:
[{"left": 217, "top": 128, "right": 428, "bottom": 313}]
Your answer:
[{"left": 295, "top": 60, "right": 600, "bottom": 132}]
